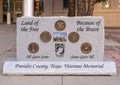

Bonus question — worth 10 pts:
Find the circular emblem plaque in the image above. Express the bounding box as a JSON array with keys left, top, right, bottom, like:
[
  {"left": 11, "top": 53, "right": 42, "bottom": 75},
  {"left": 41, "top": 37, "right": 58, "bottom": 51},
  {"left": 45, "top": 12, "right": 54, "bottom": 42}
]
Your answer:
[
  {"left": 28, "top": 42, "right": 39, "bottom": 54},
  {"left": 55, "top": 20, "right": 66, "bottom": 31},
  {"left": 68, "top": 32, "right": 80, "bottom": 43},
  {"left": 81, "top": 42, "right": 92, "bottom": 54},
  {"left": 40, "top": 31, "right": 52, "bottom": 43}
]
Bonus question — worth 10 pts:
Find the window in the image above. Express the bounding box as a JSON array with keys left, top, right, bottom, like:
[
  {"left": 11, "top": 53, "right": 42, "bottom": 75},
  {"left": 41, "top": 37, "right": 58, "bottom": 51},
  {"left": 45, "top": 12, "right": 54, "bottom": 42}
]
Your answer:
[{"left": 63, "top": 0, "right": 68, "bottom": 9}]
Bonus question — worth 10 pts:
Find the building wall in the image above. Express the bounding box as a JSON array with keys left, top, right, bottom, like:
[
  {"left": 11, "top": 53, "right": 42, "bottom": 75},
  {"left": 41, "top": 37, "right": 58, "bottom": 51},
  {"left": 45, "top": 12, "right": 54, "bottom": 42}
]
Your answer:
[
  {"left": 94, "top": 1, "right": 120, "bottom": 27},
  {"left": 54, "top": 0, "right": 63, "bottom": 11},
  {"left": 94, "top": 10, "right": 120, "bottom": 27},
  {"left": 53, "top": 0, "right": 67, "bottom": 16},
  {"left": 43, "top": 0, "right": 53, "bottom": 16},
  {"left": 0, "top": 0, "right": 3, "bottom": 23}
]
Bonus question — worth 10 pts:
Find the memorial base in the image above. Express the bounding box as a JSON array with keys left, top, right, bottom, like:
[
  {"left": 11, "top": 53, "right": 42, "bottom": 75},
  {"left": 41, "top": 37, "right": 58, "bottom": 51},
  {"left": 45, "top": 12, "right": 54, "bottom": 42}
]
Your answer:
[{"left": 3, "top": 60, "right": 116, "bottom": 76}]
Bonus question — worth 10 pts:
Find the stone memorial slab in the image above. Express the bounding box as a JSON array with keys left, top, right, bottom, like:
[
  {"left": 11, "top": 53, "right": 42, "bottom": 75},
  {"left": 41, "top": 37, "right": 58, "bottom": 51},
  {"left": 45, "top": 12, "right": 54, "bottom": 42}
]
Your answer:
[
  {"left": 3, "top": 16, "right": 117, "bottom": 76},
  {"left": 17, "top": 17, "right": 104, "bottom": 61}
]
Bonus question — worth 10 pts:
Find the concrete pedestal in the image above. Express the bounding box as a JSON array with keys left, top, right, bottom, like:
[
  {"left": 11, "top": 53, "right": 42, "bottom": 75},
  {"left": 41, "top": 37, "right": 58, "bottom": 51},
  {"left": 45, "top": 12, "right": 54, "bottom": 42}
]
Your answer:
[{"left": 3, "top": 60, "right": 116, "bottom": 76}]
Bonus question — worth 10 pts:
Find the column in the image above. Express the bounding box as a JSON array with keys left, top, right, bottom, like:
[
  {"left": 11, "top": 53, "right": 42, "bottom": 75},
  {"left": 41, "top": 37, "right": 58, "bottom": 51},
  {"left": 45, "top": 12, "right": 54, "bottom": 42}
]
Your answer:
[
  {"left": 7, "top": 0, "right": 11, "bottom": 24},
  {"left": 23, "top": 0, "right": 34, "bottom": 16}
]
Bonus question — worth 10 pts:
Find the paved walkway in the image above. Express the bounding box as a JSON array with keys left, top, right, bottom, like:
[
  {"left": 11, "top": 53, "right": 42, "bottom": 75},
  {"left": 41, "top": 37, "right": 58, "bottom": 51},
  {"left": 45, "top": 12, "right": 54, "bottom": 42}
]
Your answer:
[
  {"left": 0, "top": 24, "right": 120, "bottom": 85},
  {"left": 105, "top": 28, "right": 120, "bottom": 67}
]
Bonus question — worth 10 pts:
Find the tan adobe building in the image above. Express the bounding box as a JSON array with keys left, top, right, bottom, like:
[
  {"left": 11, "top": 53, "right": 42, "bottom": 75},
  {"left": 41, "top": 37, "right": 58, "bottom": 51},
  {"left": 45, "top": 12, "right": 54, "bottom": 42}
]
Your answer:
[{"left": 0, "top": 0, "right": 120, "bottom": 27}]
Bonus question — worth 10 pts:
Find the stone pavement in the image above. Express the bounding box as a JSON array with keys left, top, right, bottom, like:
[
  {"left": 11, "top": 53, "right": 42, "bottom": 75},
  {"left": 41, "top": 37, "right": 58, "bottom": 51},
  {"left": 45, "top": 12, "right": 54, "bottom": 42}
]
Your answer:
[
  {"left": 0, "top": 24, "right": 120, "bottom": 85},
  {"left": 105, "top": 28, "right": 120, "bottom": 67}
]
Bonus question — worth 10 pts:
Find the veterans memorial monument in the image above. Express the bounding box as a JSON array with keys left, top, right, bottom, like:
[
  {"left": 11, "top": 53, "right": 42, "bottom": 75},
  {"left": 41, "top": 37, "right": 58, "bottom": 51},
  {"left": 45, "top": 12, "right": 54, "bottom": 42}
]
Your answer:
[{"left": 3, "top": 0, "right": 116, "bottom": 75}]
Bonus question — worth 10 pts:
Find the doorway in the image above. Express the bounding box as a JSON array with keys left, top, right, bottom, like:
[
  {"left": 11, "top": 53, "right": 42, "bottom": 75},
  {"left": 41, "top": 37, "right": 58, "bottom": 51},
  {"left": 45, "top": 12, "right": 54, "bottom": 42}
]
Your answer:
[
  {"left": 2, "top": 0, "right": 44, "bottom": 23},
  {"left": 2, "top": 0, "right": 23, "bottom": 23}
]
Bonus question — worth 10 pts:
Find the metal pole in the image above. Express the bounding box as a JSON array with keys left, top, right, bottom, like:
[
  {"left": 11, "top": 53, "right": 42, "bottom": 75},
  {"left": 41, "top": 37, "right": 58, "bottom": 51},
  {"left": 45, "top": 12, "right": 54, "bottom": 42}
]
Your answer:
[{"left": 23, "top": 0, "right": 34, "bottom": 16}]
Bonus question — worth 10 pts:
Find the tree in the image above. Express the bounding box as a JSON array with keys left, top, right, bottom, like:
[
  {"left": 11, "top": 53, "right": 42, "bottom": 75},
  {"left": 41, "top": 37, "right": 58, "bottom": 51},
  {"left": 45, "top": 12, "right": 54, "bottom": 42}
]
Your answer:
[
  {"left": 68, "top": 0, "right": 76, "bottom": 16},
  {"left": 77, "top": 0, "right": 86, "bottom": 16},
  {"left": 68, "top": 0, "right": 106, "bottom": 16}
]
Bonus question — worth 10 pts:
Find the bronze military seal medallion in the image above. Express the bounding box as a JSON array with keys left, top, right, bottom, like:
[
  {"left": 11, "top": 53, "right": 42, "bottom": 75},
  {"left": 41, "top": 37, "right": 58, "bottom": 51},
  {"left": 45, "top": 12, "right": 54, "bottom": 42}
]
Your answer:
[
  {"left": 40, "top": 31, "right": 52, "bottom": 43},
  {"left": 55, "top": 20, "right": 66, "bottom": 31},
  {"left": 28, "top": 42, "right": 39, "bottom": 54},
  {"left": 68, "top": 32, "right": 79, "bottom": 43},
  {"left": 81, "top": 42, "right": 92, "bottom": 54}
]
